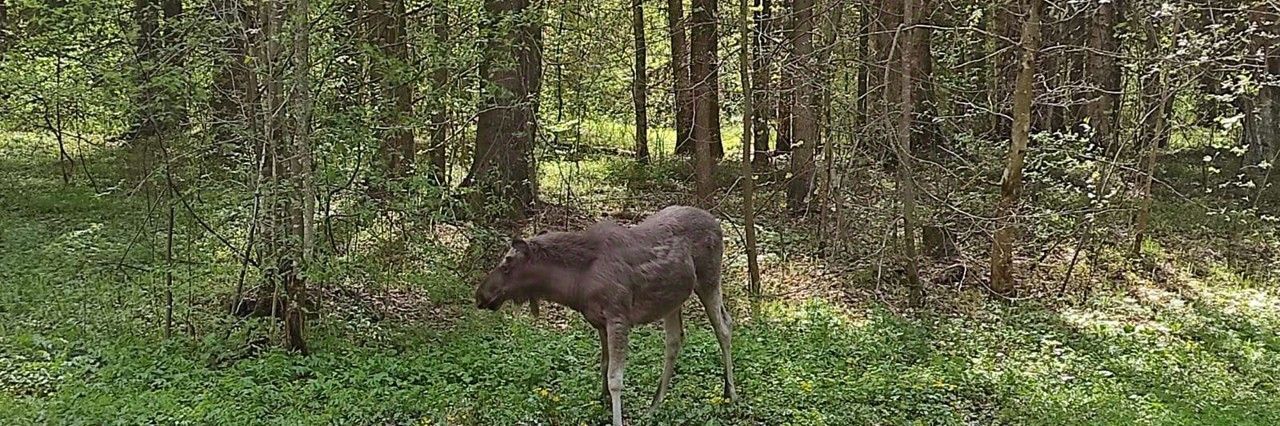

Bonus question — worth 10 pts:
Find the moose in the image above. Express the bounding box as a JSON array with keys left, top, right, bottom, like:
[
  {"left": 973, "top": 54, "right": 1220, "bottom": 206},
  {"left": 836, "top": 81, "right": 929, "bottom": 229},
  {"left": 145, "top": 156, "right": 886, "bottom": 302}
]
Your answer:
[{"left": 475, "top": 205, "right": 737, "bottom": 425}]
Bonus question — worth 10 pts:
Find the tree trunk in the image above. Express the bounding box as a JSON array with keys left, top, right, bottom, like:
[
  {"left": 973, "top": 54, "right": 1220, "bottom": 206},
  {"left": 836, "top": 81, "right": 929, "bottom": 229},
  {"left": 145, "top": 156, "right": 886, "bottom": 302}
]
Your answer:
[
  {"left": 738, "top": 0, "right": 762, "bottom": 296},
  {"left": 696, "top": 0, "right": 716, "bottom": 204},
  {"left": 1130, "top": 13, "right": 1174, "bottom": 256},
  {"left": 785, "top": 0, "right": 815, "bottom": 212},
  {"left": 427, "top": 1, "right": 449, "bottom": 185},
  {"left": 775, "top": 0, "right": 794, "bottom": 152},
  {"left": 335, "top": 0, "right": 367, "bottom": 111},
  {"left": 855, "top": 0, "right": 868, "bottom": 129},
  {"left": 989, "top": 0, "right": 1042, "bottom": 296},
  {"left": 913, "top": 1, "right": 938, "bottom": 156},
  {"left": 370, "top": 0, "right": 414, "bottom": 182},
  {"left": 283, "top": 0, "right": 314, "bottom": 354},
  {"left": 1086, "top": 0, "right": 1121, "bottom": 151},
  {"left": 632, "top": 0, "right": 649, "bottom": 163},
  {"left": 689, "top": 0, "right": 724, "bottom": 162},
  {"left": 667, "top": 0, "right": 695, "bottom": 156},
  {"left": 211, "top": 0, "right": 252, "bottom": 155},
  {"left": 894, "top": 0, "right": 923, "bottom": 307},
  {"left": 464, "top": 0, "right": 542, "bottom": 218},
  {"left": 129, "top": 0, "right": 179, "bottom": 176},
  {"left": 1062, "top": 4, "right": 1089, "bottom": 128},
  {"left": 750, "top": 0, "right": 772, "bottom": 158},
  {"left": 1131, "top": 67, "right": 1171, "bottom": 256},
  {"left": 0, "top": 0, "right": 7, "bottom": 56},
  {"left": 986, "top": 0, "right": 1018, "bottom": 138},
  {"left": 254, "top": 0, "right": 285, "bottom": 320}
]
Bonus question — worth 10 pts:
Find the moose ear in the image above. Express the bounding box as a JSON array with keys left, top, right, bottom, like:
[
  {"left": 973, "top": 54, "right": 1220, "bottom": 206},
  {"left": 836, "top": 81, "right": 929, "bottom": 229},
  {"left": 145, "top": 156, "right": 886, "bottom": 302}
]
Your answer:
[{"left": 511, "top": 238, "right": 529, "bottom": 253}]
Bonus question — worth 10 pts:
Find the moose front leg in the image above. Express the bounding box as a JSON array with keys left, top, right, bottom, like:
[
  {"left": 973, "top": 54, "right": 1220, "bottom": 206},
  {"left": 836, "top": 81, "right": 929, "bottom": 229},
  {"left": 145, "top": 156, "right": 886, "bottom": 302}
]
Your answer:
[
  {"left": 606, "top": 322, "right": 630, "bottom": 426},
  {"left": 597, "top": 327, "right": 609, "bottom": 407}
]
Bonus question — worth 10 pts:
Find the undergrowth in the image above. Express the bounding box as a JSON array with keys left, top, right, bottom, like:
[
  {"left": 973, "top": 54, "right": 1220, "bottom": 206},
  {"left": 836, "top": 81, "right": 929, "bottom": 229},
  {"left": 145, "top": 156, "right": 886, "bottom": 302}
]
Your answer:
[{"left": 2, "top": 134, "right": 1279, "bottom": 425}]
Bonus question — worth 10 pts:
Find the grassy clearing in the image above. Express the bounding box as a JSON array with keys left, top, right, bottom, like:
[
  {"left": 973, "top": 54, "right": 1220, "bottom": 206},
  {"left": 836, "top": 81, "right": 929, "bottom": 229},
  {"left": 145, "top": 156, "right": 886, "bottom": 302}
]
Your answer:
[{"left": 2, "top": 134, "right": 1279, "bottom": 425}]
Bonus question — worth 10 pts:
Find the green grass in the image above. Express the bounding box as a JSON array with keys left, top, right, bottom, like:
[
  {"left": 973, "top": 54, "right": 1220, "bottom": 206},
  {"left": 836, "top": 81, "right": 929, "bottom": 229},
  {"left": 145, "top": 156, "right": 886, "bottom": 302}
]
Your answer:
[{"left": 3, "top": 134, "right": 1280, "bottom": 425}]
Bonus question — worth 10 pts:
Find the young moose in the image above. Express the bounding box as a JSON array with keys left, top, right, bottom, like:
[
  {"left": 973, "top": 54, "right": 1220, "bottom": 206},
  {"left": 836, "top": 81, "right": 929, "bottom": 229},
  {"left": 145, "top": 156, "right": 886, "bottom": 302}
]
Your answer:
[{"left": 475, "top": 205, "right": 737, "bottom": 425}]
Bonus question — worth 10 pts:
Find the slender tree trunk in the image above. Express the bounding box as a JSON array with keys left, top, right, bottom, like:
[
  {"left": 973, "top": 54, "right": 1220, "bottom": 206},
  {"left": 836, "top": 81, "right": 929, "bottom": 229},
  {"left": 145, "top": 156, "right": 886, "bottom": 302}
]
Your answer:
[
  {"left": 913, "top": 1, "right": 938, "bottom": 156},
  {"left": 282, "top": 0, "right": 313, "bottom": 355},
  {"left": 1062, "top": 4, "right": 1089, "bottom": 127},
  {"left": 894, "top": 0, "right": 923, "bottom": 307},
  {"left": 165, "top": 189, "right": 175, "bottom": 338},
  {"left": 211, "top": 0, "right": 251, "bottom": 155},
  {"left": 161, "top": 0, "right": 184, "bottom": 127},
  {"left": 1086, "top": 0, "right": 1121, "bottom": 151},
  {"left": 750, "top": 0, "right": 772, "bottom": 157},
  {"left": 370, "top": 0, "right": 414, "bottom": 182},
  {"left": 255, "top": 0, "right": 284, "bottom": 320},
  {"left": 738, "top": 0, "right": 761, "bottom": 296},
  {"left": 785, "top": 0, "right": 815, "bottom": 212},
  {"left": 989, "top": 0, "right": 1042, "bottom": 296},
  {"left": 128, "top": 0, "right": 161, "bottom": 177},
  {"left": 1131, "top": 86, "right": 1169, "bottom": 256},
  {"left": 855, "top": 0, "right": 868, "bottom": 129},
  {"left": 1131, "top": 13, "right": 1174, "bottom": 256},
  {"left": 336, "top": 0, "right": 366, "bottom": 111},
  {"left": 0, "top": 1, "right": 7, "bottom": 56},
  {"left": 688, "top": 0, "right": 721, "bottom": 205},
  {"left": 986, "top": 0, "right": 1018, "bottom": 139},
  {"left": 667, "top": 0, "right": 695, "bottom": 156},
  {"left": 125, "top": 0, "right": 183, "bottom": 177},
  {"left": 690, "top": 0, "right": 724, "bottom": 162},
  {"left": 428, "top": 1, "right": 449, "bottom": 185},
  {"left": 632, "top": 0, "right": 649, "bottom": 163},
  {"left": 814, "top": 1, "right": 842, "bottom": 252},
  {"left": 776, "top": 0, "right": 794, "bottom": 152},
  {"left": 464, "top": 0, "right": 542, "bottom": 217}
]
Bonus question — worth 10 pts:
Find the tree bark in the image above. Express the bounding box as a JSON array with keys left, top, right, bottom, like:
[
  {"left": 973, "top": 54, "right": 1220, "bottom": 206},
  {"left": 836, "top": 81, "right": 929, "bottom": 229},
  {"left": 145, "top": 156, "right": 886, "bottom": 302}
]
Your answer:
[
  {"left": 689, "top": 0, "right": 724, "bottom": 162},
  {"left": 1243, "top": 4, "right": 1279, "bottom": 176},
  {"left": 1086, "top": 0, "right": 1122, "bottom": 151},
  {"left": 1131, "top": 58, "right": 1171, "bottom": 256},
  {"left": 211, "top": 0, "right": 252, "bottom": 154},
  {"left": 427, "top": 1, "right": 449, "bottom": 185},
  {"left": 632, "top": 0, "right": 649, "bottom": 164},
  {"left": 775, "top": 0, "right": 794, "bottom": 152},
  {"left": 913, "top": 1, "right": 938, "bottom": 156},
  {"left": 370, "top": 0, "right": 415, "bottom": 182},
  {"left": 986, "top": 0, "right": 1018, "bottom": 138},
  {"left": 0, "top": 0, "right": 7, "bottom": 56},
  {"left": 989, "top": 0, "right": 1042, "bottom": 296},
  {"left": 750, "top": 0, "right": 772, "bottom": 157},
  {"left": 738, "top": 0, "right": 761, "bottom": 296},
  {"left": 895, "top": 0, "right": 923, "bottom": 307},
  {"left": 855, "top": 0, "right": 868, "bottom": 129},
  {"left": 667, "top": 0, "right": 695, "bottom": 156},
  {"left": 284, "top": 0, "right": 314, "bottom": 354},
  {"left": 129, "top": 0, "right": 183, "bottom": 175},
  {"left": 464, "top": 0, "right": 542, "bottom": 218},
  {"left": 785, "top": 0, "right": 815, "bottom": 212}
]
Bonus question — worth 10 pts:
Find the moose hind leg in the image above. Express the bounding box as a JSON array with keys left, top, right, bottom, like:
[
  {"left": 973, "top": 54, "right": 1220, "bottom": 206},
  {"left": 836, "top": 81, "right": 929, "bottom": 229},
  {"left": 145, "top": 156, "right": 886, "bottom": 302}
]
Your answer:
[
  {"left": 606, "top": 323, "right": 630, "bottom": 426},
  {"left": 598, "top": 327, "right": 610, "bottom": 407},
  {"left": 649, "top": 310, "right": 684, "bottom": 414},
  {"left": 696, "top": 285, "right": 738, "bottom": 401}
]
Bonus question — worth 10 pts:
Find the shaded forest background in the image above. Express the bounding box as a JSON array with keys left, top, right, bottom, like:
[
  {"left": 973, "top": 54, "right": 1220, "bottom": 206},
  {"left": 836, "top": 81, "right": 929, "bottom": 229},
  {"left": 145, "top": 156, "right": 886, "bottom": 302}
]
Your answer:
[{"left": 1, "top": 0, "right": 1279, "bottom": 423}]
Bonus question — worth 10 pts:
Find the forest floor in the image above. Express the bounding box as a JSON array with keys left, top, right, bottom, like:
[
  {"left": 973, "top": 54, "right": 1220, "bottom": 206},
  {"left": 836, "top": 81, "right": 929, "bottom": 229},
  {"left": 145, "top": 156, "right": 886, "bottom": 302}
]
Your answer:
[{"left": 2, "top": 133, "right": 1280, "bottom": 425}]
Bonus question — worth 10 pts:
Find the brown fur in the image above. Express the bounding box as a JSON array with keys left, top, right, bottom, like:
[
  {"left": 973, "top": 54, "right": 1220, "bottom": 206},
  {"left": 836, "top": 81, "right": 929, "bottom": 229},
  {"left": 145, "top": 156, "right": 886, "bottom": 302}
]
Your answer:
[{"left": 475, "top": 206, "right": 737, "bottom": 425}]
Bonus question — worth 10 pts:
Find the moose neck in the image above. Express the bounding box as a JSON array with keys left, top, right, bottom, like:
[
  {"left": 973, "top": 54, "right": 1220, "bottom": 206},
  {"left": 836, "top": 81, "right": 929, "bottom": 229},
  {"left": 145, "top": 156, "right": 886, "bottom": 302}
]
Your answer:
[{"left": 515, "top": 263, "right": 588, "bottom": 312}]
